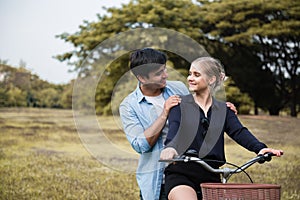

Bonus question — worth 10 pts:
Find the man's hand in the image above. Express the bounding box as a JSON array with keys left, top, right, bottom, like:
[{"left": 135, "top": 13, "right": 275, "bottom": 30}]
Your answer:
[
  {"left": 226, "top": 102, "right": 237, "bottom": 115},
  {"left": 161, "top": 95, "right": 181, "bottom": 119},
  {"left": 160, "top": 147, "right": 178, "bottom": 160}
]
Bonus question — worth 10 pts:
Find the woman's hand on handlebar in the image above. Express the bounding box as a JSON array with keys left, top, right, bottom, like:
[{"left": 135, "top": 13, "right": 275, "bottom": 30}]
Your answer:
[
  {"left": 160, "top": 147, "right": 178, "bottom": 160},
  {"left": 258, "top": 148, "right": 284, "bottom": 157}
]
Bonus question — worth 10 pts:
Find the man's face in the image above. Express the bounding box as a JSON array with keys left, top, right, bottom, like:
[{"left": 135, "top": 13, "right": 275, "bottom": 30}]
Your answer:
[{"left": 140, "top": 64, "right": 168, "bottom": 89}]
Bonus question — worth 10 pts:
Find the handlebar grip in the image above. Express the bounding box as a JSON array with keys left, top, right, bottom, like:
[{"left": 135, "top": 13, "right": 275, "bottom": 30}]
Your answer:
[{"left": 258, "top": 152, "right": 275, "bottom": 164}]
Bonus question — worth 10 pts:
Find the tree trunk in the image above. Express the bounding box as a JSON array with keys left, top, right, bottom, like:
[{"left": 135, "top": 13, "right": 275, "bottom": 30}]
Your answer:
[
  {"left": 290, "top": 95, "right": 297, "bottom": 117},
  {"left": 254, "top": 104, "right": 258, "bottom": 115},
  {"left": 290, "top": 75, "right": 298, "bottom": 117},
  {"left": 268, "top": 108, "right": 280, "bottom": 116}
]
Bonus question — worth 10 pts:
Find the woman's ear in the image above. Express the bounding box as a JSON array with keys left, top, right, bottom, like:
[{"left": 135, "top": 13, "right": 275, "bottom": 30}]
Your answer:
[{"left": 209, "top": 76, "right": 216, "bottom": 85}]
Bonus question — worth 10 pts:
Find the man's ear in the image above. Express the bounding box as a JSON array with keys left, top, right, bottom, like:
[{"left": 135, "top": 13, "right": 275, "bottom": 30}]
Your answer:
[{"left": 137, "top": 75, "right": 146, "bottom": 84}]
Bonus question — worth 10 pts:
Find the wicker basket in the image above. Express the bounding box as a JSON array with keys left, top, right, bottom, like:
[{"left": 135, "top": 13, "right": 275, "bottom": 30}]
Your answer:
[{"left": 201, "top": 183, "right": 281, "bottom": 200}]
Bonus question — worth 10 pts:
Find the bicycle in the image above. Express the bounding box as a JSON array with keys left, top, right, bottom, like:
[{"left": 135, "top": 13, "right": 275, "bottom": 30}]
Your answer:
[{"left": 160, "top": 152, "right": 281, "bottom": 200}]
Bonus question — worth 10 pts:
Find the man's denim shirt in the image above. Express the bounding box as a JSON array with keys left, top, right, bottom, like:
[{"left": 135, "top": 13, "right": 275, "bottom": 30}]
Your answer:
[{"left": 119, "top": 81, "right": 189, "bottom": 200}]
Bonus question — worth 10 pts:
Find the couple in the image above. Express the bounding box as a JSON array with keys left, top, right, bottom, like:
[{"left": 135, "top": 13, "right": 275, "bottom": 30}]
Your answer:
[{"left": 119, "top": 48, "right": 283, "bottom": 200}]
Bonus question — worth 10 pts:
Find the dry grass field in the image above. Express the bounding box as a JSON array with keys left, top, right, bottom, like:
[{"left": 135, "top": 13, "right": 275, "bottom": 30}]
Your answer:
[{"left": 0, "top": 108, "right": 299, "bottom": 199}]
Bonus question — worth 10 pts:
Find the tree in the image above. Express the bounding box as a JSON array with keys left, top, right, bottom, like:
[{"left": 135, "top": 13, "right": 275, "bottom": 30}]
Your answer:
[
  {"left": 0, "top": 87, "right": 9, "bottom": 107},
  {"left": 56, "top": 0, "right": 205, "bottom": 114},
  {"left": 35, "top": 88, "right": 60, "bottom": 108},
  {"left": 6, "top": 85, "right": 27, "bottom": 107},
  {"left": 56, "top": 0, "right": 299, "bottom": 116},
  {"left": 0, "top": 64, "right": 72, "bottom": 109},
  {"left": 56, "top": 0, "right": 202, "bottom": 71},
  {"left": 225, "top": 77, "right": 254, "bottom": 114},
  {"left": 198, "top": 0, "right": 300, "bottom": 116},
  {"left": 60, "top": 81, "right": 74, "bottom": 109}
]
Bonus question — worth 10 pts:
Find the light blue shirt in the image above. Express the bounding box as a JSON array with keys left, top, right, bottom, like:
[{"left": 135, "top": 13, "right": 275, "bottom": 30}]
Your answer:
[{"left": 119, "top": 81, "right": 189, "bottom": 200}]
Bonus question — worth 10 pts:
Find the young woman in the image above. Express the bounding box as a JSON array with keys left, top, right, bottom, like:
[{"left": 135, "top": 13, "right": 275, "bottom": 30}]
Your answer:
[
  {"left": 120, "top": 49, "right": 237, "bottom": 200},
  {"left": 160, "top": 57, "right": 283, "bottom": 200}
]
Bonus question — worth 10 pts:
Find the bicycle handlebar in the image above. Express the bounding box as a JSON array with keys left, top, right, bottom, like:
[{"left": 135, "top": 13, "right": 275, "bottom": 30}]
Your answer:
[{"left": 159, "top": 152, "right": 278, "bottom": 183}]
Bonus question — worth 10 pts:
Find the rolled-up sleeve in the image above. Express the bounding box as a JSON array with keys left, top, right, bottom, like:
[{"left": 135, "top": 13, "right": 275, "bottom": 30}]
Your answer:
[{"left": 119, "top": 100, "right": 152, "bottom": 154}]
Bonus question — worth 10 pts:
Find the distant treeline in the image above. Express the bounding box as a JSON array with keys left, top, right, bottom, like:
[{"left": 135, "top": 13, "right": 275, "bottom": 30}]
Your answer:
[
  {"left": 0, "top": 63, "right": 266, "bottom": 116},
  {"left": 1, "top": 63, "right": 299, "bottom": 116},
  {"left": 0, "top": 64, "right": 72, "bottom": 109}
]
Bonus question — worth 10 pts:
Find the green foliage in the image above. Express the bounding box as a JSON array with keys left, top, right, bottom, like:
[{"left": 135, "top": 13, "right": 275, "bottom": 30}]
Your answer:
[
  {"left": 0, "top": 64, "right": 72, "bottom": 109},
  {"left": 6, "top": 85, "right": 27, "bottom": 107},
  {"left": 95, "top": 54, "right": 130, "bottom": 115},
  {"left": 56, "top": 0, "right": 299, "bottom": 117},
  {"left": 199, "top": 0, "right": 300, "bottom": 116},
  {"left": 35, "top": 88, "right": 60, "bottom": 108},
  {"left": 55, "top": 0, "right": 202, "bottom": 71},
  {"left": 0, "top": 87, "right": 8, "bottom": 106},
  {"left": 60, "top": 81, "right": 74, "bottom": 109},
  {"left": 225, "top": 77, "right": 254, "bottom": 114},
  {"left": 56, "top": 0, "right": 207, "bottom": 116}
]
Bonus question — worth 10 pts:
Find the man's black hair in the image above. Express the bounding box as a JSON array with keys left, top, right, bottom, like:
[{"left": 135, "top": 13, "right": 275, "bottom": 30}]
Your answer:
[{"left": 129, "top": 48, "right": 167, "bottom": 77}]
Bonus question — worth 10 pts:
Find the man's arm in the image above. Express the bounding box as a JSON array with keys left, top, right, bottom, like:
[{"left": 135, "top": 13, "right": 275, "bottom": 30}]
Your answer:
[
  {"left": 119, "top": 95, "right": 181, "bottom": 153},
  {"left": 144, "top": 95, "right": 181, "bottom": 146},
  {"left": 119, "top": 100, "right": 150, "bottom": 153}
]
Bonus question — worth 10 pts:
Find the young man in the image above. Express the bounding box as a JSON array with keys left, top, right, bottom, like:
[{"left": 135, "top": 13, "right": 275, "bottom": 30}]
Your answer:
[
  {"left": 119, "top": 48, "right": 187, "bottom": 200},
  {"left": 119, "top": 48, "right": 236, "bottom": 200}
]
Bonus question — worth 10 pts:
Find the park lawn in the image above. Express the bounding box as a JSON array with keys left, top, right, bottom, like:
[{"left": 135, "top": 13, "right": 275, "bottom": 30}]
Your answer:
[{"left": 0, "top": 108, "right": 299, "bottom": 199}]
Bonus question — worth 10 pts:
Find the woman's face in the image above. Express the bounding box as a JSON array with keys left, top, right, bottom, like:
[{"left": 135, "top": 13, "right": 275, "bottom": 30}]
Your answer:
[{"left": 187, "top": 65, "right": 209, "bottom": 93}]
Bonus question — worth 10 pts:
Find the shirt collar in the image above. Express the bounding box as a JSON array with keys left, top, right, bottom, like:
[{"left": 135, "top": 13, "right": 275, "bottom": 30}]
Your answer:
[
  {"left": 135, "top": 81, "right": 171, "bottom": 103},
  {"left": 185, "top": 94, "right": 221, "bottom": 110}
]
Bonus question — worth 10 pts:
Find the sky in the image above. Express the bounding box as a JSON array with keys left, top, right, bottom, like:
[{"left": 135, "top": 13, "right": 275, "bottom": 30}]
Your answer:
[{"left": 0, "top": 0, "right": 130, "bottom": 84}]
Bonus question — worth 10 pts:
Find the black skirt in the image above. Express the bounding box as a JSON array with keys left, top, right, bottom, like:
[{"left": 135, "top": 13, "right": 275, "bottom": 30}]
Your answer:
[{"left": 164, "top": 161, "right": 221, "bottom": 199}]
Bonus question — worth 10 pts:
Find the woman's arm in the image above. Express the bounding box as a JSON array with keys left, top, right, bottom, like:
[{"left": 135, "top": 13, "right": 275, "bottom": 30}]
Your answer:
[
  {"left": 225, "top": 109, "right": 283, "bottom": 156},
  {"left": 144, "top": 95, "right": 181, "bottom": 147},
  {"left": 164, "top": 104, "right": 181, "bottom": 145},
  {"left": 160, "top": 104, "right": 182, "bottom": 160},
  {"left": 225, "top": 108, "right": 267, "bottom": 154}
]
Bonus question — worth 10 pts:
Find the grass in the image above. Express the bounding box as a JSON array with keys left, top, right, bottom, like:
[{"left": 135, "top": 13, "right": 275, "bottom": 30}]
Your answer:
[
  {"left": 0, "top": 108, "right": 299, "bottom": 199},
  {"left": 224, "top": 115, "right": 300, "bottom": 199},
  {"left": 0, "top": 108, "right": 138, "bottom": 200}
]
